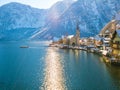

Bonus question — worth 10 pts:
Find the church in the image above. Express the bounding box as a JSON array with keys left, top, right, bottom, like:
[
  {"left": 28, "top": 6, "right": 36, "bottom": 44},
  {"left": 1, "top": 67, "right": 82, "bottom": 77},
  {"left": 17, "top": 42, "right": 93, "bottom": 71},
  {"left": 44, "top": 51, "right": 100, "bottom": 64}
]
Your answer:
[{"left": 62, "top": 24, "right": 80, "bottom": 46}]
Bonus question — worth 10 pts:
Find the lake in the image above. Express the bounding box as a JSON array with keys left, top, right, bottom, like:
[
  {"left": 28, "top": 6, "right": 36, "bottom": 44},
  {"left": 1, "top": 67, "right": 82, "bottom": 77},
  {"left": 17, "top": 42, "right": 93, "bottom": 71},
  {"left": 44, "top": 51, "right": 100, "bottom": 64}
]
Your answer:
[{"left": 0, "top": 41, "right": 120, "bottom": 90}]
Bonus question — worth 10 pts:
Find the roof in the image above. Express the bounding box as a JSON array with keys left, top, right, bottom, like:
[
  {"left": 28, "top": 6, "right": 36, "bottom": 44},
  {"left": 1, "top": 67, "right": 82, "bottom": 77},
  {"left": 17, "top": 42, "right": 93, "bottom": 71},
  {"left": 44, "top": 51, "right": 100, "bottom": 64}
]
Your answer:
[
  {"left": 116, "top": 30, "right": 120, "bottom": 37},
  {"left": 67, "top": 35, "right": 74, "bottom": 39}
]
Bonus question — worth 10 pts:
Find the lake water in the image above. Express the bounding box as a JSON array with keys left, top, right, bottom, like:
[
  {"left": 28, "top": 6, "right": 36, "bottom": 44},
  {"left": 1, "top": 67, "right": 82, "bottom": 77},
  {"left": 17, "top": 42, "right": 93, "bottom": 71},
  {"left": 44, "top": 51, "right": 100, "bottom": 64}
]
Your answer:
[{"left": 0, "top": 41, "right": 120, "bottom": 90}]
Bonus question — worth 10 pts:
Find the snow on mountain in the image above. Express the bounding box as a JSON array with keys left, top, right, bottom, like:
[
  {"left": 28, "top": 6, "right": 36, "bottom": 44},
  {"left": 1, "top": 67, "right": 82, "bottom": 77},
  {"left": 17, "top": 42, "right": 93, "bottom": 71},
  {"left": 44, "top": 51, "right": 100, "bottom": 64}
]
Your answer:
[
  {"left": 0, "top": 2, "right": 46, "bottom": 30},
  {"left": 33, "top": 0, "right": 120, "bottom": 39},
  {"left": 0, "top": 0, "right": 120, "bottom": 40},
  {"left": 31, "top": 0, "right": 74, "bottom": 40}
]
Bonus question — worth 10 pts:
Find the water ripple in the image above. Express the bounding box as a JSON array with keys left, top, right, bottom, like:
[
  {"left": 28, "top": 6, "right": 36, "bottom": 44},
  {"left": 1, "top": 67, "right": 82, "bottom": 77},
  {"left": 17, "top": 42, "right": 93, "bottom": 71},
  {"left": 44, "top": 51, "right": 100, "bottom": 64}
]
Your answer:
[{"left": 40, "top": 47, "right": 66, "bottom": 90}]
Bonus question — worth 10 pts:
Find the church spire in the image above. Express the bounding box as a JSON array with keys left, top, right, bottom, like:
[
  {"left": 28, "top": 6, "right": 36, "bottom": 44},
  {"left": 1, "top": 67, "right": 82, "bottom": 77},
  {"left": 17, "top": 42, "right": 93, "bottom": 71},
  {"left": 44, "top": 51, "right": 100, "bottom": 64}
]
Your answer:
[
  {"left": 76, "top": 21, "right": 80, "bottom": 38},
  {"left": 75, "top": 21, "right": 80, "bottom": 46},
  {"left": 76, "top": 21, "right": 79, "bottom": 30}
]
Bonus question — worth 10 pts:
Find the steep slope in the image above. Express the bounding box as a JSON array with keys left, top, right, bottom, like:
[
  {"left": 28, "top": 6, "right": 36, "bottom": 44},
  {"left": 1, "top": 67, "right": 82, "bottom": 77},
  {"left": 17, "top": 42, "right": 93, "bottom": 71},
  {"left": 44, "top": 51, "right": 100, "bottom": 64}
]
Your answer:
[
  {"left": 0, "top": 28, "right": 40, "bottom": 41},
  {"left": 0, "top": 2, "right": 46, "bottom": 30},
  {"left": 32, "top": 0, "right": 120, "bottom": 39},
  {"left": 0, "top": 0, "right": 120, "bottom": 40},
  {"left": 31, "top": 0, "right": 74, "bottom": 40},
  {"left": 0, "top": 2, "right": 47, "bottom": 40},
  {"left": 0, "top": 1, "right": 72, "bottom": 40}
]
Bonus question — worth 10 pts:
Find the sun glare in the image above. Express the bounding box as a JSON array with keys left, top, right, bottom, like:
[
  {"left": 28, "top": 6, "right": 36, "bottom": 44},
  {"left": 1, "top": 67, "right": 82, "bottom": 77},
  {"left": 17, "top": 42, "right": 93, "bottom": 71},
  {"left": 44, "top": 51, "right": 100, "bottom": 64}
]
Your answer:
[{"left": 41, "top": 48, "right": 66, "bottom": 90}]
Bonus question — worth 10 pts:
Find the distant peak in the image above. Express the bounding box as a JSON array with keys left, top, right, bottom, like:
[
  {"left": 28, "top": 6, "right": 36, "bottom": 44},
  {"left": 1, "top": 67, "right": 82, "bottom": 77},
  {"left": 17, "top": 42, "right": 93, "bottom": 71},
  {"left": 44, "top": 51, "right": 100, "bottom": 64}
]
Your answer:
[
  {"left": 0, "top": 2, "right": 31, "bottom": 8},
  {"left": 3, "top": 2, "right": 24, "bottom": 6}
]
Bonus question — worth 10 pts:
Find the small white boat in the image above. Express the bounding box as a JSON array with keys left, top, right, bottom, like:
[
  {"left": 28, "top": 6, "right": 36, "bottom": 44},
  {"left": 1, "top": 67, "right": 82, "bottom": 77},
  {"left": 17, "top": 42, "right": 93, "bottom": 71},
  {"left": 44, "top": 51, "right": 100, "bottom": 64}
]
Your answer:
[{"left": 20, "top": 46, "right": 29, "bottom": 48}]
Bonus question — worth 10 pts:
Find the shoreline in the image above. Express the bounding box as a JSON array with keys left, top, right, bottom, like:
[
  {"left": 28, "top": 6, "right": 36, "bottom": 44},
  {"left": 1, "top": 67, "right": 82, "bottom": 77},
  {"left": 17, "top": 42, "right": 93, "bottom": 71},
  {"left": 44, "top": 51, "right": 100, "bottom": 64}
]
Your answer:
[{"left": 49, "top": 43, "right": 120, "bottom": 66}]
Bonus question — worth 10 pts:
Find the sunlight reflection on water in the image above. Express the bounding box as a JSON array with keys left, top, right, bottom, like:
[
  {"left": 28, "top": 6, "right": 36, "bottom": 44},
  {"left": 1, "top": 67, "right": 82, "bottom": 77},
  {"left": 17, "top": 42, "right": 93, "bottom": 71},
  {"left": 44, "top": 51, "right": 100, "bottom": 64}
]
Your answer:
[{"left": 40, "top": 47, "right": 66, "bottom": 90}]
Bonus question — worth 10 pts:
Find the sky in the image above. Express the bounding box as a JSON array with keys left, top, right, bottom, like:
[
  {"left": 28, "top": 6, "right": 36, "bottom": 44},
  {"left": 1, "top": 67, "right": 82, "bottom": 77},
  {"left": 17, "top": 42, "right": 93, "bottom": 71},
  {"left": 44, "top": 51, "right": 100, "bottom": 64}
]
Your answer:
[{"left": 0, "top": 0, "right": 62, "bottom": 9}]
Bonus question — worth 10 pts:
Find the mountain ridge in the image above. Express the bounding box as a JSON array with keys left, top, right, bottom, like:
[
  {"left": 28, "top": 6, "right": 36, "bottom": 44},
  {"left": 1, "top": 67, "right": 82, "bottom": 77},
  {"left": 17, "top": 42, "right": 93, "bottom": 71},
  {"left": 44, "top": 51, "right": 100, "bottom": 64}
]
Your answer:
[
  {"left": 0, "top": 2, "right": 47, "bottom": 30},
  {"left": 32, "top": 0, "right": 120, "bottom": 39},
  {"left": 0, "top": 0, "right": 120, "bottom": 40}
]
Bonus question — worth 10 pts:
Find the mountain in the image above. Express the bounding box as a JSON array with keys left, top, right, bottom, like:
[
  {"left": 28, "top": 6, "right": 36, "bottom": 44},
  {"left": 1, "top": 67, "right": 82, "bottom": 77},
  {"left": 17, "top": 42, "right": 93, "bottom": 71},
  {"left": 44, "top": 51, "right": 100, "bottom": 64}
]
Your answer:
[
  {"left": 31, "top": 0, "right": 77, "bottom": 40},
  {"left": 0, "top": 1, "right": 72, "bottom": 40},
  {"left": 31, "top": 0, "right": 120, "bottom": 39},
  {"left": 0, "top": 0, "right": 120, "bottom": 40},
  {"left": 30, "top": 0, "right": 74, "bottom": 40},
  {"left": 0, "top": 2, "right": 46, "bottom": 30},
  {"left": 0, "top": 28, "right": 40, "bottom": 41},
  {"left": 46, "top": 0, "right": 74, "bottom": 22},
  {"left": 0, "top": 2, "right": 47, "bottom": 40}
]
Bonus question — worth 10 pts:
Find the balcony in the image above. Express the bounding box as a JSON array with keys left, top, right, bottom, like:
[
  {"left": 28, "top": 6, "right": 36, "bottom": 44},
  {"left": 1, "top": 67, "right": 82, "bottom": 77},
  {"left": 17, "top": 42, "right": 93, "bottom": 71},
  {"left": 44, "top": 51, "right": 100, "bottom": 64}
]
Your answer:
[{"left": 112, "top": 44, "right": 120, "bottom": 49}]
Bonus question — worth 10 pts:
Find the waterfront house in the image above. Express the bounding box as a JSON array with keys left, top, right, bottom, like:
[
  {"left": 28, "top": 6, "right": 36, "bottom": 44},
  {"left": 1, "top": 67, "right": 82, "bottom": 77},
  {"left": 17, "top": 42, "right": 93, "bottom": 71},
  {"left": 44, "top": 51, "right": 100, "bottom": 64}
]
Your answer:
[
  {"left": 99, "top": 13, "right": 120, "bottom": 40},
  {"left": 79, "top": 38, "right": 87, "bottom": 46},
  {"left": 110, "top": 30, "right": 120, "bottom": 60},
  {"left": 99, "top": 20, "right": 117, "bottom": 38},
  {"left": 98, "top": 19, "right": 120, "bottom": 54},
  {"left": 94, "top": 35, "right": 103, "bottom": 50},
  {"left": 94, "top": 35, "right": 103, "bottom": 46},
  {"left": 86, "top": 37, "right": 95, "bottom": 46}
]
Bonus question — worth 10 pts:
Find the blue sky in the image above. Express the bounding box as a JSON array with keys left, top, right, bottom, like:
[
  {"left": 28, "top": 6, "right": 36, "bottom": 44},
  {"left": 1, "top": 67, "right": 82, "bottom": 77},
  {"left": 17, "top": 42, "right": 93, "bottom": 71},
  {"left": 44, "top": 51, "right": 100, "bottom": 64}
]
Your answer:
[{"left": 0, "top": 0, "right": 62, "bottom": 9}]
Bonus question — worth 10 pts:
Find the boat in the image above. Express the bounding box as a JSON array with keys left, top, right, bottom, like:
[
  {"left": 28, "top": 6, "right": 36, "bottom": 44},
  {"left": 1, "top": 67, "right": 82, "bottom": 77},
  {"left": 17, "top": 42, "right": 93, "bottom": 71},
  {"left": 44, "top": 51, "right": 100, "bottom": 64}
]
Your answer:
[{"left": 20, "top": 46, "right": 29, "bottom": 48}]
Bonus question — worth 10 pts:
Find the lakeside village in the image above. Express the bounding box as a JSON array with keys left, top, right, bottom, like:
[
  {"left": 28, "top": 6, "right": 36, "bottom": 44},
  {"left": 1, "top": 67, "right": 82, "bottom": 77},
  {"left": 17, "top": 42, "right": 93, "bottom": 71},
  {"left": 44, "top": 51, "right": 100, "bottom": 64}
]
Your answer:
[{"left": 49, "top": 14, "right": 120, "bottom": 65}]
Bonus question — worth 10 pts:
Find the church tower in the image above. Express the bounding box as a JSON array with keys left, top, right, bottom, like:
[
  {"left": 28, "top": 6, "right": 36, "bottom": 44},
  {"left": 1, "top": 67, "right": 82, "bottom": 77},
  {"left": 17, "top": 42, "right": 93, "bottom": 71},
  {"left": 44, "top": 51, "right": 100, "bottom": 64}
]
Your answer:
[{"left": 76, "top": 23, "right": 80, "bottom": 46}]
